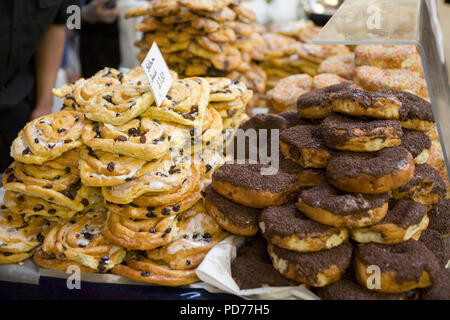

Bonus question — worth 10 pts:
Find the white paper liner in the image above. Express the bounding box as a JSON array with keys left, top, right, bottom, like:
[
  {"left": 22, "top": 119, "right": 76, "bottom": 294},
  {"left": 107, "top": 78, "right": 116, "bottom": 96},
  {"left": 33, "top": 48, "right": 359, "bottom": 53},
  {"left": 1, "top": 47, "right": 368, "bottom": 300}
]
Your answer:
[{"left": 194, "top": 235, "right": 320, "bottom": 300}]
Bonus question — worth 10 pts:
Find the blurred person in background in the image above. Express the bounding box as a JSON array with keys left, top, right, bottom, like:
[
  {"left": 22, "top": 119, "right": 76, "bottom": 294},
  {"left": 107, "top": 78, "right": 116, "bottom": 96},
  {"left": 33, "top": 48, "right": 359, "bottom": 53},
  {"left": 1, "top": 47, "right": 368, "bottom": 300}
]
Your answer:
[
  {"left": 0, "top": 0, "right": 79, "bottom": 172},
  {"left": 80, "top": 0, "right": 121, "bottom": 77}
]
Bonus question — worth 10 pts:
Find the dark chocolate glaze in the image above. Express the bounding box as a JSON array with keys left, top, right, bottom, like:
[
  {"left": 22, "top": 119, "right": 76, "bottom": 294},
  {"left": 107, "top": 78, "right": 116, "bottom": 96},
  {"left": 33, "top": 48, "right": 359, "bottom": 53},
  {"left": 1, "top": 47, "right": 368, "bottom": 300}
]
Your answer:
[
  {"left": 401, "top": 129, "right": 431, "bottom": 158},
  {"left": 419, "top": 229, "right": 450, "bottom": 267},
  {"left": 320, "top": 114, "right": 403, "bottom": 148},
  {"left": 299, "top": 182, "right": 389, "bottom": 215},
  {"left": 428, "top": 199, "right": 450, "bottom": 235},
  {"left": 332, "top": 86, "right": 408, "bottom": 119},
  {"left": 396, "top": 163, "right": 445, "bottom": 197},
  {"left": 212, "top": 161, "right": 298, "bottom": 193},
  {"left": 327, "top": 146, "right": 413, "bottom": 179},
  {"left": 205, "top": 185, "right": 260, "bottom": 228},
  {"left": 260, "top": 202, "right": 339, "bottom": 240},
  {"left": 297, "top": 83, "right": 352, "bottom": 109},
  {"left": 280, "top": 125, "right": 328, "bottom": 151},
  {"left": 378, "top": 199, "right": 427, "bottom": 228},
  {"left": 231, "top": 237, "right": 298, "bottom": 289},
  {"left": 270, "top": 241, "right": 353, "bottom": 283},
  {"left": 356, "top": 240, "right": 441, "bottom": 283}
]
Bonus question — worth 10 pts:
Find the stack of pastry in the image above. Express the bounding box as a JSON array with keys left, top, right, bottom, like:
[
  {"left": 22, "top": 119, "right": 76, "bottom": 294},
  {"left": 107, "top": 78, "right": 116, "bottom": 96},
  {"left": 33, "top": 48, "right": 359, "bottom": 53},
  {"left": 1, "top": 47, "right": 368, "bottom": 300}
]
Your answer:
[
  {"left": 0, "top": 66, "right": 260, "bottom": 286},
  {"left": 126, "top": 0, "right": 266, "bottom": 108}
]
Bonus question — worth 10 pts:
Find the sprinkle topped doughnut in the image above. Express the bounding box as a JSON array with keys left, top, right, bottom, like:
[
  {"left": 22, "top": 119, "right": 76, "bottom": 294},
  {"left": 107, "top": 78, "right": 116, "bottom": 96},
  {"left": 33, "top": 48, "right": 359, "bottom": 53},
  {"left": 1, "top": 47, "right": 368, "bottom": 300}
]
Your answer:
[
  {"left": 297, "top": 182, "right": 389, "bottom": 227},
  {"left": 297, "top": 83, "right": 352, "bottom": 119},
  {"left": 392, "top": 164, "right": 445, "bottom": 207},
  {"left": 267, "top": 74, "right": 313, "bottom": 112},
  {"left": 267, "top": 241, "right": 353, "bottom": 287},
  {"left": 327, "top": 147, "right": 415, "bottom": 194},
  {"left": 318, "top": 53, "right": 355, "bottom": 80},
  {"left": 312, "top": 74, "right": 348, "bottom": 90},
  {"left": 331, "top": 86, "right": 407, "bottom": 120},
  {"left": 280, "top": 125, "right": 332, "bottom": 168},
  {"left": 204, "top": 185, "right": 260, "bottom": 236},
  {"left": 320, "top": 114, "right": 403, "bottom": 152},
  {"left": 350, "top": 199, "right": 429, "bottom": 244},
  {"left": 354, "top": 66, "right": 428, "bottom": 98},
  {"left": 259, "top": 202, "right": 348, "bottom": 252},
  {"left": 401, "top": 129, "right": 431, "bottom": 164},
  {"left": 428, "top": 199, "right": 450, "bottom": 236},
  {"left": 354, "top": 45, "right": 421, "bottom": 72},
  {"left": 354, "top": 240, "right": 441, "bottom": 293},
  {"left": 231, "top": 237, "right": 298, "bottom": 289},
  {"left": 211, "top": 162, "right": 299, "bottom": 208}
]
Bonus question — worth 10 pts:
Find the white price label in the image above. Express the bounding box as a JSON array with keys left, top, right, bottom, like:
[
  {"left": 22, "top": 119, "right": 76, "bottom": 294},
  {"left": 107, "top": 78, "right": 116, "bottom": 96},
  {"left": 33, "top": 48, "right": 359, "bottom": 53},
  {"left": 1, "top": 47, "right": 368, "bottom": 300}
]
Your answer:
[{"left": 141, "top": 42, "right": 173, "bottom": 107}]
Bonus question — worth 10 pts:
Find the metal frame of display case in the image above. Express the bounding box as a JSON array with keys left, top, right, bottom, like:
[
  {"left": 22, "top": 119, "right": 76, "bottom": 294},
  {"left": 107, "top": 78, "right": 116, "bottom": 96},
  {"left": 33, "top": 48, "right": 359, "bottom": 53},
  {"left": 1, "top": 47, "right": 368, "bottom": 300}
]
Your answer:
[{"left": 313, "top": 0, "right": 450, "bottom": 181}]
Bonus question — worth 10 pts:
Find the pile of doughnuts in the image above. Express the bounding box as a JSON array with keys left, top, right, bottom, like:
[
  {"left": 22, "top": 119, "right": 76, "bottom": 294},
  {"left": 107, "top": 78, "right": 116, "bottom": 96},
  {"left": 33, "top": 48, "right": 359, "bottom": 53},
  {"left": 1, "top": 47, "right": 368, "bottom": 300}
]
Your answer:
[
  {"left": 0, "top": 66, "right": 262, "bottom": 285},
  {"left": 126, "top": 0, "right": 267, "bottom": 108},
  {"left": 220, "top": 84, "right": 448, "bottom": 299}
]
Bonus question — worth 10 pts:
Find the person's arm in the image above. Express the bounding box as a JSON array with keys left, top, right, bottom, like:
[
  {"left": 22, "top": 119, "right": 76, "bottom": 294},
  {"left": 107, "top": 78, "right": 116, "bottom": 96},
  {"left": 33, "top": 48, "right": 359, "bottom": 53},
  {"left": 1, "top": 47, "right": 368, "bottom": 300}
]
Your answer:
[{"left": 31, "top": 24, "right": 66, "bottom": 120}]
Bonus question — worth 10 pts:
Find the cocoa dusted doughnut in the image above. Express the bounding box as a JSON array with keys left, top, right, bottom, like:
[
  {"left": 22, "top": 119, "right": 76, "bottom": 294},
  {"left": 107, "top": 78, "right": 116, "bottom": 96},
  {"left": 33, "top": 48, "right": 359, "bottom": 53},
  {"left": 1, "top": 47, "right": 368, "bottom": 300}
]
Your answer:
[
  {"left": 392, "top": 164, "right": 445, "bottom": 208},
  {"left": 401, "top": 129, "right": 431, "bottom": 164},
  {"left": 419, "top": 229, "right": 450, "bottom": 268},
  {"left": 386, "top": 89, "right": 435, "bottom": 131},
  {"left": 259, "top": 202, "right": 348, "bottom": 252},
  {"left": 350, "top": 199, "right": 429, "bottom": 244},
  {"left": 297, "top": 83, "right": 351, "bottom": 119},
  {"left": 428, "top": 199, "right": 450, "bottom": 237},
  {"left": 280, "top": 125, "right": 332, "bottom": 169},
  {"left": 354, "top": 240, "right": 441, "bottom": 293},
  {"left": 331, "top": 86, "right": 408, "bottom": 120},
  {"left": 320, "top": 114, "right": 403, "bottom": 152},
  {"left": 211, "top": 162, "right": 299, "bottom": 208},
  {"left": 231, "top": 237, "right": 298, "bottom": 289},
  {"left": 279, "top": 157, "right": 326, "bottom": 188},
  {"left": 327, "top": 146, "right": 415, "bottom": 194},
  {"left": 267, "top": 241, "right": 353, "bottom": 287},
  {"left": 297, "top": 182, "right": 389, "bottom": 228},
  {"left": 203, "top": 185, "right": 260, "bottom": 236}
]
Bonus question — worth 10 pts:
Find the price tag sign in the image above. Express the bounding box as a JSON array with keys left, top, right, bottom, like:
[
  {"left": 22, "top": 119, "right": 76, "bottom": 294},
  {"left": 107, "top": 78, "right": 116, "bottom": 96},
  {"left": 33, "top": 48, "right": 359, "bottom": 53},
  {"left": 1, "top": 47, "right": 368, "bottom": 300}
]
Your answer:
[{"left": 141, "top": 42, "right": 173, "bottom": 107}]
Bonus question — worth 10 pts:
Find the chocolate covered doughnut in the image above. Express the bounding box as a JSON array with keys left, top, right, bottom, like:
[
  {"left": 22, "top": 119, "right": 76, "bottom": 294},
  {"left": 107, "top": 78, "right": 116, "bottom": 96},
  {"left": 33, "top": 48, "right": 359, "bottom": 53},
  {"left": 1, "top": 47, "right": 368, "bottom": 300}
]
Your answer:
[
  {"left": 231, "top": 237, "right": 298, "bottom": 289},
  {"left": 297, "top": 83, "right": 351, "bottom": 119},
  {"left": 260, "top": 202, "right": 348, "bottom": 252},
  {"left": 297, "top": 183, "right": 389, "bottom": 228},
  {"left": 392, "top": 164, "right": 445, "bottom": 208},
  {"left": 421, "top": 269, "right": 450, "bottom": 300},
  {"left": 331, "top": 86, "right": 408, "bottom": 120},
  {"left": 350, "top": 199, "right": 429, "bottom": 244},
  {"left": 280, "top": 125, "right": 332, "bottom": 168},
  {"left": 320, "top": 114, "right": 403, "bottom": 152},
  {"left": 401, "top": 129, "right": 431, "bottom": 164},
  {"left": 327, "top": 147, "right": 415, "bottom": 194},
  {"left": 428, "top": 199, "right": 450, "bottom": 237},
  {"left": 211, "top": 162, "right": 299, "bottom": 208},
  {"left": 204, "top": 185, "right": 260, "bottom": 236},
  {"left": 419, "top": 229, "right": 450, "bottom": 268},
  {"left": 279, "top": 157, "right": 326, "bottom": 188},
  {"left": 392, "top": 89, "right": 435, "bottom": 131},
  {"left": 267, "top": 241, "right": 353, "bottom": 287},
  {"left": 354, "top": 240, "right": 441, "bottom": 293}
]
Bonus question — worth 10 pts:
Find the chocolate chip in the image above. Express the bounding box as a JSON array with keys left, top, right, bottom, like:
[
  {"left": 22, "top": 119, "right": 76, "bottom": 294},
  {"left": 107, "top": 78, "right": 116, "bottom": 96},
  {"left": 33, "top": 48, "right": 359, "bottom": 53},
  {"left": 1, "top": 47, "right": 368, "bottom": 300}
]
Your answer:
[
  {"left": 43, "top": 185, "right": 53, "bottom": 189},
  {"left": 87, "top": 147, "right": 99, "bottom": 159},
  {"left": 140, "top": 135, "right": 147, "bottom": 143},
  {"left": 81, "top": 198, "right": 89, "bottom": 207},
  {"left": 22, "top": 147, "right": 31, "bottom": 155},
  {"left": 172, "top": 205, "right": 180, "bottom": 212},
  {"left": 161, "top": 208, "right": 171, "bottom": 215},
  {"left": 57, "top": 128, "right": 66, "bottom": 133},
  {"left": 64, "top": 139, "right": 73, "bottom": 144},
  {"left": 190, "top": 128, "right": 196, "bottom": 136},
  {"left": 116, "top": 136, "right": 127, "bottom": 142},
  {"left": 33, "top": 205, "right": 44, "bottom": 212},
  {"left": 182, "top": 113, "right": 195, "bottom": 120},
  {"left": 34, "top": 138, "right": 39, "bottom": 144},
  {"left": 107, "top": 162, "right": 115, "bottom": 172},
  {"left": 205, "top": 164, "right": 212, "bottom": 173},
  {"left": 103, "top": 95, "right": 113, "bottom": 104},
  {"left": 128, "top": 128, "right": 140, "bottom": 137},
  {"left": 83, "top": 232, "right": 94, "bottom": 240},
  {"left": 186, "top": 260, "right": 191, "bottom": 266},
  {"left": 165, "top": 227, "right": 172, "bottom": 233},
  {"left": 37, "top": 233, "right": 44, "bottom": 242},
  {"left": 58, "top": 253, "right": 66, "bottom": 259},
  {"left": 61, "top": 190, "right": 74, "bottom": 200},
  {"left": 74, "top": 116, "right": 79, "bottom": 122},
  {"left": 146, "top": 212, "right": 157, "bottom": 218},
  {"left": 65, "top": 167, "right": 71, "bottom": 173},
  {"left": 17, "top": 195, "right": 24, "bottom": 202},
  {"left": 141, "top": 271, "right": 150, "bottom": 277},
  {"left": 48, "top": 209, "right": 56, "bottom": 215}
]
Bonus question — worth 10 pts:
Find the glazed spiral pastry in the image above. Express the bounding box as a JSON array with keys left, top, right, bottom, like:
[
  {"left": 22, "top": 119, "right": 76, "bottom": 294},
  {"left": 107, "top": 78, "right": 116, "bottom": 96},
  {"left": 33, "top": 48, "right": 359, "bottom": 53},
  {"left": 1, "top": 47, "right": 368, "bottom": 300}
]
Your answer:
[
  {"left": 0, "top": 205, "right": 48, "bottom": 264},
  {"left": 41, "top": 210, "right": 126, "bottom": 272},
  {"left": 10, "top": 111, "right": 85, "bottom": 165},
  {"left": 82, "top": 117, "right": 189, "bottom": 161},
  {"left": 3, "top": 162, "right": 101, "bottom": 214}
]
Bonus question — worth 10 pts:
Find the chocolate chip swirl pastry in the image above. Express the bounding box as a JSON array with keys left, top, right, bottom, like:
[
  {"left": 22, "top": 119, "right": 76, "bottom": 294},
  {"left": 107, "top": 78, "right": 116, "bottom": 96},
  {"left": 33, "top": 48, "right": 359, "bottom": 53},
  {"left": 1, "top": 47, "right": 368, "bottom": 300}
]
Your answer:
[
  {"left": 82, "top": 117, "right": 189, "bottom": 161},
  {"left": 53, "top": 67, "right": 155, "bottom": 125},
  {"left": 141, "top": 77, "right": 210, "bottom": 127},
  {"left": 11, "top": 111, "right": 85, "bottom": 165},
  {"left": 40, "top": 210, "right": 126, "bottom": 272},
  {"left": 0, "top": 206, "right": 48, "bottom": 264}
]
